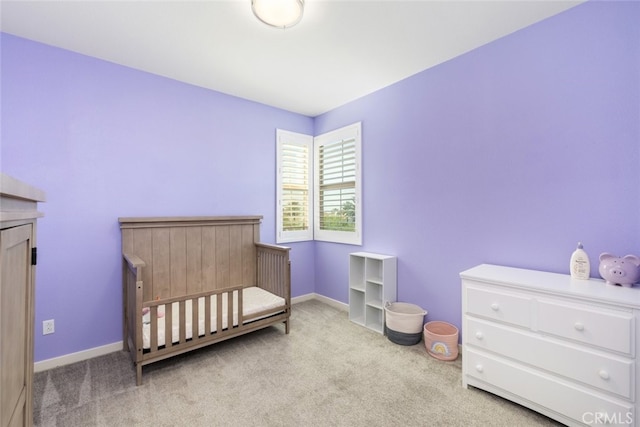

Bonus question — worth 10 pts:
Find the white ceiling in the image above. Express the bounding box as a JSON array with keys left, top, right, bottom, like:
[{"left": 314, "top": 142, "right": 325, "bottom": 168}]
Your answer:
[{"left": 1, "top": 0, "right": 584, "bottom": 117}]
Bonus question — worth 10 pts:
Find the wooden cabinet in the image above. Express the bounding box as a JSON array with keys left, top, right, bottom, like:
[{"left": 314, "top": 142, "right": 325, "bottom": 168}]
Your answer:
[
  {"left": 349, "top": 252, "right": 397, "bottom": 334},
  {"left": 461, "top": 264, "right": 640, "bottom": 427},
  {"left": 1, "top": 174, "right": 45, "bottom": 427}
]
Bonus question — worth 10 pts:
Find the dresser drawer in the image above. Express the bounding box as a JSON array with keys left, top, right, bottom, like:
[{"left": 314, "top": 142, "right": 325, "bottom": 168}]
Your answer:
[
  {"left": 465, "top": 284, "right": 532, "bottom": 328},
  {"left": 465, "top": 317, "right": 634, "bottom": 399},
  {"left": 537, "top": 299, "right": 634, "bottom": 355},
  {"left": 464, "top": 348, "right": 635, "bottom": 426}
]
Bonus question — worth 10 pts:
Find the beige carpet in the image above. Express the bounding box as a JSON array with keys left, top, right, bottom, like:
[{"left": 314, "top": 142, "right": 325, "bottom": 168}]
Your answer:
[{"left": 33, "top": 299, "right": 562, "bottom": 426}]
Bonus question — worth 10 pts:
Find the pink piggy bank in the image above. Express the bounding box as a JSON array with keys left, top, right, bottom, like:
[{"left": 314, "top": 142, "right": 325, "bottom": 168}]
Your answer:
[{"left": 598, "top": 253, "right": 640, "bottom": 288}]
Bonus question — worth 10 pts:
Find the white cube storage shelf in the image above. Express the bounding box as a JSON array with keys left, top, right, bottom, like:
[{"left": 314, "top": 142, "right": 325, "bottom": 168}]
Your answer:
[{"left": 349, "top": 252, "right": 397, "bottom": 333}]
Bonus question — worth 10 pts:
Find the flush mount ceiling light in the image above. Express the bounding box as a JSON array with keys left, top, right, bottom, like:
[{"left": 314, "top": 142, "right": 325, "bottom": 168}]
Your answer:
[{"left": 252, "top": 0, "right": 304, "bottom": 29}]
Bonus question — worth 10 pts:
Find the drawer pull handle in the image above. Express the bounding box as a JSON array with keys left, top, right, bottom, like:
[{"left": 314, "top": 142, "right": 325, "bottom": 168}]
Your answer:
[
  {"left": 475, "top": 364, "right": 484, "bottom": 373},
  {"left": 599, "top": 370, "right": 610, "bottom": 380},
  {"left": 490, "top": 303, "right": 499, "bottom": 311},
  {"left": 574, "top": 322, "right": 584, "bottom": 331},
  {"left": 475, "top": 331, "right": 483, "bottom": 340}
]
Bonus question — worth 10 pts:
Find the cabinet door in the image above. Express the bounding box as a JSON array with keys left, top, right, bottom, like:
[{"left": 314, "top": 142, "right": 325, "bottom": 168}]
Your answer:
[{"left": 1, "top": 225, "right": 33, "bottom": 427}]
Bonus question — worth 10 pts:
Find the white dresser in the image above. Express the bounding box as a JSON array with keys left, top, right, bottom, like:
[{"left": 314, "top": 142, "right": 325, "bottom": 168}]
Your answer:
[{"left": 461, "top": 264, "right": 640, "bottom": 427}]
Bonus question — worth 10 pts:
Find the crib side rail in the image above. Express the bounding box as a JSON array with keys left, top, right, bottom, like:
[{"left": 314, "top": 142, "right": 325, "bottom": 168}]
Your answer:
[
  {"left": 122, "top": 253, "right": 145, "bottom": 356},
  {"left": 255, "top": 243, "right": 291, "bottom": 302},
  {"left": 143, "top": 285, "right": 246, "bottom": 354}
]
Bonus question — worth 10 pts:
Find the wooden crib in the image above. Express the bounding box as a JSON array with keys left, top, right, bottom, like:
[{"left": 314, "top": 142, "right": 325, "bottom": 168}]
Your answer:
[{"left": 119, "top": 216, "right": 291, "bottom": 385}]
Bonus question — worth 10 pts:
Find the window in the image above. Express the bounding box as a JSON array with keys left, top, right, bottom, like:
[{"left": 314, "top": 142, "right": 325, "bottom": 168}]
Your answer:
[
  {"left": 276, "top": 130, "right": 313, "bottom": 243},
  {"left": 276, "top": 122, "right": 362, "bottom": 245},
  {"left": 314, "top": 122, "right": 362, "bottom": 245}
]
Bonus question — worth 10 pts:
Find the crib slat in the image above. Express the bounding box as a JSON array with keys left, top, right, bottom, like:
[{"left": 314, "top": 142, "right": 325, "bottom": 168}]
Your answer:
[
  {"left": 150, "top": 306, "right": 158, "bottom": 352},
  {"left": 238, "top": 288, "right": 243, "bottom": 326},
  {"left": 178, "top": 300, "right": 186, "bottom": 344},
  {"left": 216, "top": 292, "right": 223, "bottom": 333},
  {"left": 165, "top": 303, "right": 173, "bottom": 348},
  {"left": 192, "top": 297, "right": 199, "bottom": 341},
  {"left": 227, "top": 291, "right": 234, "bottom": 329},
  {"left": 204, "top": 295, "right": 211, "bottom": 336}
]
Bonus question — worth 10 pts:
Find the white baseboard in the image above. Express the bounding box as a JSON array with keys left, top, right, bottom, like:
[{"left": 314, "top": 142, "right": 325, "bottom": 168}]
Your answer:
[
  {"left": 34, "top": 294, "right": 347, "bottom": 373},
  {"left": 291, "top": 293, "right": 316, "bottom": 304},
  {"left": 34, "top": 341, "right": 123, "bottom": 373},
  {"left": 292, "top": 292, "right": 348, "bottom": 311}
]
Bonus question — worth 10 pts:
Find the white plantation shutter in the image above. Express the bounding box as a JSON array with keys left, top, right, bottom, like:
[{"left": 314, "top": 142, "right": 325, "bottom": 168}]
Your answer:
[
  {"left": 314, "top": 122, "right": 362, "bottom": 245},
  {"left": 276, "top": 123, "right": 361, "bottom": 245},
  {"left": 276, "top": 130, "right": 313, "bottom": 243},
  {"left": 318, "top": 138, "right": 356, "bottom": 230},
  {"left": 282, "top": 144, "right": 310, "bottom": 230}
]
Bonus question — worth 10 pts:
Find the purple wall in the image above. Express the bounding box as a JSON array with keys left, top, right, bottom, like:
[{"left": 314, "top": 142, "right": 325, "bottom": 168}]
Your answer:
[
  {"left": 1, "top": 34, "right": 314, "bottom": 361},
  {"left": 2, "top": 1, "right": 638, "bottom": 362},
  {"left": 314, "top": 1, "right": 639, "bottom": 329}
]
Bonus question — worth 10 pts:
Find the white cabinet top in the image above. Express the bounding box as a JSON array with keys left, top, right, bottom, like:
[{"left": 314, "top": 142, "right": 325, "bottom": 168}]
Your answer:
[
  {"left": 1, "top": 173, "right": 46, "bottom": 202},
  {"left": 461, "top": 264, "right": 640, "bottom": 310},
  {"left": 350, "top": 251, "right": 395, "bottom": 260},
  {"left": 0, "top": 173, "right": 46, "bottom": 223}
]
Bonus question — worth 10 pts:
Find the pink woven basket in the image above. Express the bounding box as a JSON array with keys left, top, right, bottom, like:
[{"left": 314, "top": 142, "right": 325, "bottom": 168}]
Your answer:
[{"left": 424, "top": 321, "right": 459, "bottom": 361}]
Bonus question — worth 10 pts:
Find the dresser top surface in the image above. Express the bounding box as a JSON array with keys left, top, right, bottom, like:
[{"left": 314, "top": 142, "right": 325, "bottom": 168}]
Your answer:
[
  {"left": 0, "top": 173, "right": 46, "bottom": 202},
  {"left": 461, "top": 264, "right": 640, "bottom": 309}
]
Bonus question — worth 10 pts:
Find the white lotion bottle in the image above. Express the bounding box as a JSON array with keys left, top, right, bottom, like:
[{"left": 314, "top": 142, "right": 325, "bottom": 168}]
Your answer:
[{"left": 570, "top": 242, "right": 590, "bottom": 280}]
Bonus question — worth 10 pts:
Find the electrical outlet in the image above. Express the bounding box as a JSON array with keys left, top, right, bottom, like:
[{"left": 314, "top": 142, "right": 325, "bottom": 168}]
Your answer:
[{"left": 43, "top": 319, "right": 55, "bottom": 335}]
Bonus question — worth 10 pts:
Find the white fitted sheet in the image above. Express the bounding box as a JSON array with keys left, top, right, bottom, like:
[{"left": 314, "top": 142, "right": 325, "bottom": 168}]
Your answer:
[{"left": 142, "top": 286, "right": 285, "bottom": 349}]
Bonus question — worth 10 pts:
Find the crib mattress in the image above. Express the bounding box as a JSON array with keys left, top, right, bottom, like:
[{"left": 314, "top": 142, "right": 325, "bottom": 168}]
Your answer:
[{"left": 142, "top": 286, "right": 285, "bottom": 349}]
